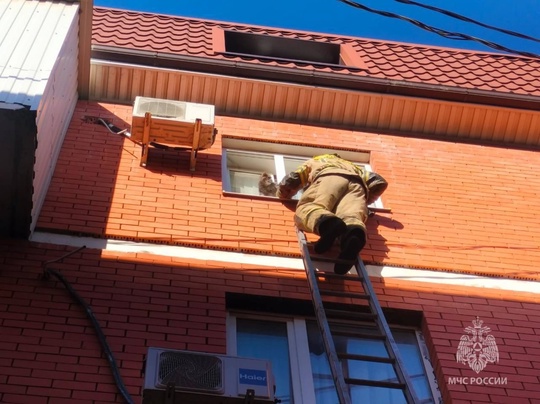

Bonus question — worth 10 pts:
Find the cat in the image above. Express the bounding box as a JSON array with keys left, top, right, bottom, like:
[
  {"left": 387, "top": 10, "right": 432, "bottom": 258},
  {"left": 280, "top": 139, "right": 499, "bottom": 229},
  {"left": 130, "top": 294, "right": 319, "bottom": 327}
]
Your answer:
[{"left": 258, "top": 172, "right": 278, "bottom": 196}]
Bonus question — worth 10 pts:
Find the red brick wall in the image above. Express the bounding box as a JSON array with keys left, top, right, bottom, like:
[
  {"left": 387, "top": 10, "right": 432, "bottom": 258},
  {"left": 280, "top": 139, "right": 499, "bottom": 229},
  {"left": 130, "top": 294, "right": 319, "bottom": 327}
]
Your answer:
[
  {"left": 1, "top": 240, "right": 539, "bottom": 403},
  {"left": 37, "top": 101, "right": 540, "bottom": 281},
  {"left": 20, "top": 100, "right": 540, "bottom": 402}
]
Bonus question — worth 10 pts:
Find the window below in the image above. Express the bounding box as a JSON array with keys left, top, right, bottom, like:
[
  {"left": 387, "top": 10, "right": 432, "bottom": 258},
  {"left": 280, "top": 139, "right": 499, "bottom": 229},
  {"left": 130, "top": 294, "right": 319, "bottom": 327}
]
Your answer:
[
  {"left": 227, "top": 313, "right": 441, "bottom": 404},
  {"left": 221, "top": 138, "right": 384, "bottom": 208}
]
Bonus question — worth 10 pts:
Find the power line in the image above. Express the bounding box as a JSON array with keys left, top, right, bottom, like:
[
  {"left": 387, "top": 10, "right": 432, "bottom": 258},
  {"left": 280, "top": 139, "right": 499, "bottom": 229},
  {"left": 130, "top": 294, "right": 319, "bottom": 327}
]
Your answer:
[
  {"left": 337, "top": 0, "right": 540, "bottom": 59},
  {"left": 395, "top": 0, "right": 540, "bottom": 44}
]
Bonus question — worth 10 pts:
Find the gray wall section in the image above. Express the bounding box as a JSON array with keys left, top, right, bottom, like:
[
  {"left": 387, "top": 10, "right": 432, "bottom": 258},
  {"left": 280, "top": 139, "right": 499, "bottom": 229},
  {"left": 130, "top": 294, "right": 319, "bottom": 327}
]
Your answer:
[{"left": 0, "top": 105, "right": 37, "bottom": 238}]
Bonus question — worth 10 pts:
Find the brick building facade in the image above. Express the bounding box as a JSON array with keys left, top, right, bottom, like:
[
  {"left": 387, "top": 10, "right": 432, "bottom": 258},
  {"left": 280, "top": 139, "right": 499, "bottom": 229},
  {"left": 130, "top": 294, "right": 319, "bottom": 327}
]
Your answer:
[{"left": 1, "top": 2, "right": 540, "bottom": 403}]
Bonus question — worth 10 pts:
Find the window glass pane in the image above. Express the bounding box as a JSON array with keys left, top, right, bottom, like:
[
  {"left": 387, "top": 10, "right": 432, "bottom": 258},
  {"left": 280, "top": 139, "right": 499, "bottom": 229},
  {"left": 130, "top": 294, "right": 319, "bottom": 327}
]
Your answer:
[
  {"left": 393, "top": 330, "right": 434, "bottom": 402},
  {"left": 229, "top": 170, "right": 261, "bottom": 195},
  {"left": 306, "top": 322, "right": 434, "bottom": 404},
  {"left": 307, "top": 324, "right": 338, "bottom": 403},
  {"left": 283, "top": 156, "right": 308, "bottom": 180},
  {"left": 237, "top": 318, "right": 294, "bottom": 404},
  {"left": 345, "top": 336, "right": 407, "bottom": 404},
  {"left": 226, "top": 151, "right": 276, "bottom": 196},
  {"left": 227, "top": 150, "right": 275, "bottom": 172}
]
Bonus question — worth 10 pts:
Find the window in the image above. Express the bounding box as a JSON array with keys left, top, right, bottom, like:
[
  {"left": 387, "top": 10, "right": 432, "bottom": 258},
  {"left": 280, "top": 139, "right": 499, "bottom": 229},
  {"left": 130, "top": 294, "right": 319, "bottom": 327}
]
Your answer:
[
  {"left": 227, "top": 314, "right": 441, "bottom": 404},
  {"left": 224, "top": 149, "right": 306, "bottom": 199},
  {"left": 221, "top": 138, "right": 383, "bottom": 207}
]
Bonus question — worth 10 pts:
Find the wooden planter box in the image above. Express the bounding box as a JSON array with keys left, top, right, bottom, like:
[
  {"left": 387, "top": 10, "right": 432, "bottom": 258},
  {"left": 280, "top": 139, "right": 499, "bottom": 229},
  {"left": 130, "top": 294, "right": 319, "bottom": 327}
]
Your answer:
[{"left": 131, "top": 97, "right": 217, "bottom": 170}]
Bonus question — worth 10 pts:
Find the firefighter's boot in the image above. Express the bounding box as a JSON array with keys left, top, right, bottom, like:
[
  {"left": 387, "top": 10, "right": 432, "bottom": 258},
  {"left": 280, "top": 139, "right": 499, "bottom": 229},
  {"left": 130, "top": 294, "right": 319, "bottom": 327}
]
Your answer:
[
  {"left": 314, "top": 216, "right": 347, "bottom": 254},
  {"left": 334, "top": 226, "right": 366, "bottom": 274}
]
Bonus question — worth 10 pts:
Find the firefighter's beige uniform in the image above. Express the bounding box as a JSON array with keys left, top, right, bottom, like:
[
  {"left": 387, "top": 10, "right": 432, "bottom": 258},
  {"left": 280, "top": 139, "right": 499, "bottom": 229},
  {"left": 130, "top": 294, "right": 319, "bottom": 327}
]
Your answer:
[{"left": 277, "top": 154, "right": 386, "bottom": 236}]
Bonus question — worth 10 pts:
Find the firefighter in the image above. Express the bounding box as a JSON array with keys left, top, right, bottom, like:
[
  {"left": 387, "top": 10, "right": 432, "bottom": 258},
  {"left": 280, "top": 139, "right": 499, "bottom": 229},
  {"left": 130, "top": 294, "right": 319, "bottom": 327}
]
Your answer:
[{"left": 271, "top": 153, "right": 388, "bottom": 274}]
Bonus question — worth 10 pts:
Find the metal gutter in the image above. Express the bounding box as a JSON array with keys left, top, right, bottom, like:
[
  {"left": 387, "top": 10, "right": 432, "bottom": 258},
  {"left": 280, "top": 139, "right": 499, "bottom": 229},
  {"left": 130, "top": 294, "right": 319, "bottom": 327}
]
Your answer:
[{"left": 91, "top": 45, "right": 540, "bottom": 111}]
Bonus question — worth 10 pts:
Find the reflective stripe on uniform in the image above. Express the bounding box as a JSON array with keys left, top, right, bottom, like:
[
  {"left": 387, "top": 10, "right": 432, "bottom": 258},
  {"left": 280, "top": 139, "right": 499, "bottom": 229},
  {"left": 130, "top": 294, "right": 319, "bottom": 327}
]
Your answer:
[{"left": 300, "top": 205, "right": 329, "bottom": 228}]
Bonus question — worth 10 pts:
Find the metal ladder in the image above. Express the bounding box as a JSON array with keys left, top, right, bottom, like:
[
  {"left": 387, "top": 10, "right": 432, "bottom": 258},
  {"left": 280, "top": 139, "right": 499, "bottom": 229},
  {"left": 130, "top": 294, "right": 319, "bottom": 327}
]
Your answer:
[{"left": 296, "top": 227, "right": 420, "bottom": 404}]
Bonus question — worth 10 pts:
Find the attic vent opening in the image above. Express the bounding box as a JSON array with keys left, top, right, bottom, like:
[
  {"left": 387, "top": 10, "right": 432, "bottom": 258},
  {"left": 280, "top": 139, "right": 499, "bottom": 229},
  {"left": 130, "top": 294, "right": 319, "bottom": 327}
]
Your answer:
[{"left": 224, "top": 30, "right": 342, "bottom": 65}]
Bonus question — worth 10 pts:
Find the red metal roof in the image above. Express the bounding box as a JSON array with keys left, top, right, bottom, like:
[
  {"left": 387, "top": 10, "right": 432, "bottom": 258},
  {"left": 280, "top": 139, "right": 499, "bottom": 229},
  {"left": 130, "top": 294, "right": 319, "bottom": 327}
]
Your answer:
[{"left": 92, "top": 6, "right": 540, "bottom": 98}]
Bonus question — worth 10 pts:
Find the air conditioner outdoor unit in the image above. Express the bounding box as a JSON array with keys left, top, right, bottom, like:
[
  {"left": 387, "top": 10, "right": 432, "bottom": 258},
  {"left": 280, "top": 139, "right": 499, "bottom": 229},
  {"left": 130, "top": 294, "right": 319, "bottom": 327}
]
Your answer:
[
  {"left": 142, "top": 348, "right": 276, "bottom": 404},
  {"left": 131, "top": 97, "right": 218, "bottom": 170}
]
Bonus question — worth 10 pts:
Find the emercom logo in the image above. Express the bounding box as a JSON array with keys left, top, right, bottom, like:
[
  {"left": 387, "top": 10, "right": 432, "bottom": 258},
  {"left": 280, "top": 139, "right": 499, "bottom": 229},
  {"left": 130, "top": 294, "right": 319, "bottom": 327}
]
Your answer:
[
  {"left": 456, "top": 317, "right": 499, "bottom": 373},
  {"left": 239, "top": 368, "right": 267, "bottom": 386}
]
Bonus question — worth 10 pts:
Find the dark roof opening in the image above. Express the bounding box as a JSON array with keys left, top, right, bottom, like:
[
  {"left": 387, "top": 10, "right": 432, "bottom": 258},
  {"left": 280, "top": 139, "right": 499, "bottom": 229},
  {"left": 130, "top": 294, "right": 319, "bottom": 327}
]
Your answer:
[{"left": 224, "top": 31, "right": 342, "bottom": 65}]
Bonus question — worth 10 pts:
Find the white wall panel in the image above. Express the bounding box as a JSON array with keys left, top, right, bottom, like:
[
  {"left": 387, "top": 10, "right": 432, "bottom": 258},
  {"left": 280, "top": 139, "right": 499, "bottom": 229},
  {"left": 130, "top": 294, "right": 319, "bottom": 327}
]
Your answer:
[
  {"left": 0, "top": 0, "right": 78, "bottom": 109},
  {"left": 31, "top": 4, "right": 79, "bottom": 232}
]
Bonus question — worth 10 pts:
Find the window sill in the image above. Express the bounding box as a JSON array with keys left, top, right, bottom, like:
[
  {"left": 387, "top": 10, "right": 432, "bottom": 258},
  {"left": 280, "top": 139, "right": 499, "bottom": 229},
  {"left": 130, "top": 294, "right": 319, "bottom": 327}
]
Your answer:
[
  {"left": 222, "top": 191, "right": 391, "bottom": 213},
  {"left": 222, "top": 190, "right": 298, "bottom": 204}
]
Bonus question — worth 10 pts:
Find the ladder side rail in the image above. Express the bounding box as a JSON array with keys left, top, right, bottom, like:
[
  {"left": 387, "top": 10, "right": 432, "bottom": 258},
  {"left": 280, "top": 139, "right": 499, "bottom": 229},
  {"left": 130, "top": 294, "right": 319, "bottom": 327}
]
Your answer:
[
  {"left": 354, "top": 258, "right": 421, "bottom": 404},
  {"left": 296, "top": 229, "right": 352, "bottom": 404}
]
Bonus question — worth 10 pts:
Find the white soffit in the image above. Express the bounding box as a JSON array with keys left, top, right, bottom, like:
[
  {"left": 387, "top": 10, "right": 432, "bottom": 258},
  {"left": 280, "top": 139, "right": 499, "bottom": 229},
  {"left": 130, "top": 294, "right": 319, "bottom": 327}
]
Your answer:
[
  {"left": 90, "top": 61, "right": 540, "bottom": 147},
  {"left": 0, "top": 0, "right": 79, "bottom": 109}
]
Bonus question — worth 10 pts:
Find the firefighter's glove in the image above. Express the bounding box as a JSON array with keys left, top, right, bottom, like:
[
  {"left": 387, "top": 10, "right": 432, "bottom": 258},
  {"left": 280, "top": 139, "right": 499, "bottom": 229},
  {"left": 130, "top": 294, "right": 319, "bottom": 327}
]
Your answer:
[{"left": 277, "top": 172, "right": 302, "bottom": 199}]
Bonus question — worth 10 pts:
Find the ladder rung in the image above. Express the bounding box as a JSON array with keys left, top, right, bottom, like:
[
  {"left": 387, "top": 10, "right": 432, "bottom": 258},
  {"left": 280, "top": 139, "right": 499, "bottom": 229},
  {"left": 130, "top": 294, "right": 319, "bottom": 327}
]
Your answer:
[
  {"left": 330, "top": 329, "right": 385, "bottom": 340},
  {"left": 314, "top": 272, "right": 363, "bottom": 281},
  {"left": 344, "top": 377, "right": 406, "bottom": 390},
  {"left": 325, "top": 309, "right": 377, "bottom": 321},
  {"left": 337, "top": 352, "right": 395, "bottom": 364},
  {"left": 320, "top": 290, "right": 370, "bottom": 300},
  {"left": 309, "top": 254, "right": 355, "bottom": 265}
]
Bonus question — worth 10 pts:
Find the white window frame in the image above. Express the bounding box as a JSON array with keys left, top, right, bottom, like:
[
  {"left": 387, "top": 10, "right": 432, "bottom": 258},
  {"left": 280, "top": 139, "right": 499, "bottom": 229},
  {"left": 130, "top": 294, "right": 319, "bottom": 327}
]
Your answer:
[
  {"left": 415, "top": 331, "right": 443, "bottom": 403},
  {"left": 227, "top": 312, "right": 441, "bottom": 404},
  {"left": 221, "top": 138, "right": 384, "bottom": 208}
]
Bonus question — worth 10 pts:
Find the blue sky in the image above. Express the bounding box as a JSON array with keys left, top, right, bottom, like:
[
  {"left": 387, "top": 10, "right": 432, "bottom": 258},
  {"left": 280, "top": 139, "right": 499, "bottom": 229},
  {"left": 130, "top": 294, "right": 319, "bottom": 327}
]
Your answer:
[{"left": 94, "top": 0, "right": 540, "bottom": 58}]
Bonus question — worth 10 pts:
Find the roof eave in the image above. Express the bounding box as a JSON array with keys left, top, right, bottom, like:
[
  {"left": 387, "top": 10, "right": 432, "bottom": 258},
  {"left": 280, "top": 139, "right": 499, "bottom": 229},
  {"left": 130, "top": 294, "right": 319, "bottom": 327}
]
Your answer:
[{"left": 91, "top": 45, "right": 540, "bottom": 112}]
